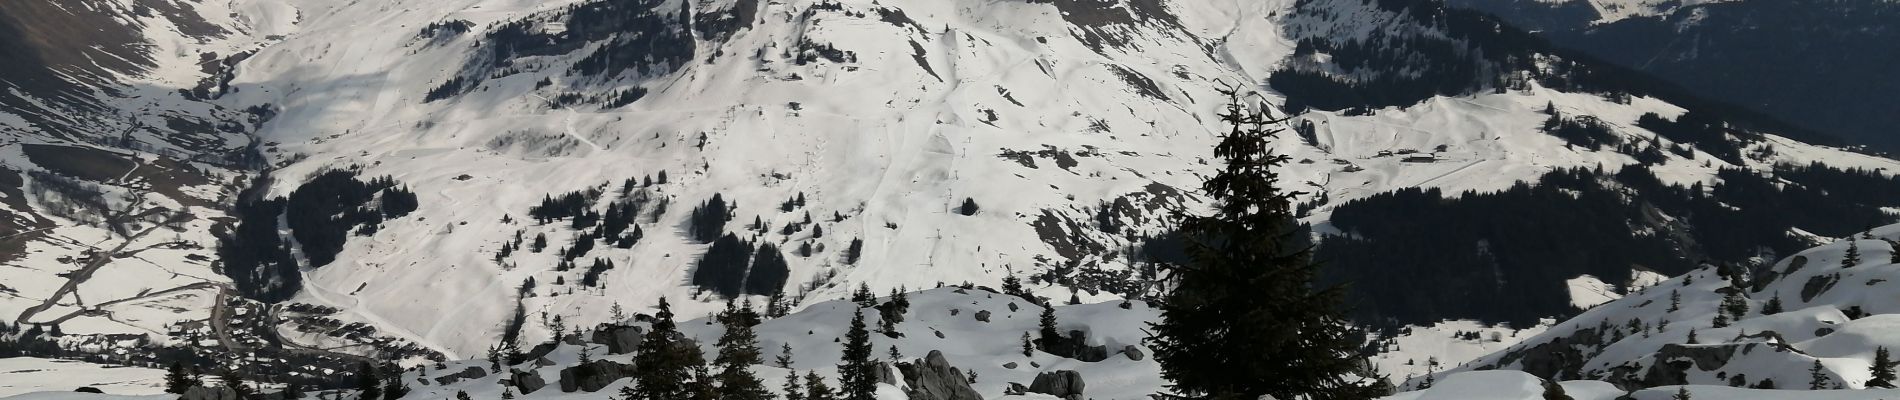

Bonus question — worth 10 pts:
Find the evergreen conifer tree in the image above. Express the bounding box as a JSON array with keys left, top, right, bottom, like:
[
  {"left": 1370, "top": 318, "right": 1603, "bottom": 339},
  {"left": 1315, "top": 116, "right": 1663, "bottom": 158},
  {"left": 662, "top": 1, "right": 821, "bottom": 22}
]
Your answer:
[
  {"left": 1845, "top": 240, "right": 1862, "bottom": 268},
  {"left": 1673, "top": 387, "right": 1691, "bottom": 400},
  {"left": 1871, "top": 347, "right": 1897, "bottom": 389},
  {"left": 838, "top": 308, "right": 877, "bottom": 400},
  {"left": 164, "top": 362, "right": 198, "bottom": 394},
  {"left": 776, "top": 343, "right": 795, "bottom": 368},
  {"left": 1038, "top": 304, "right": 1061, "bottom": 348},
  {"left": 626, "top": 297, "right": 699, "bottom": 400},
  {"left": 805, "top": 371, "right": 837, "bottom": 400},
  {"left": 355, "top": 362, "right": 382, "bottom": 400},
  {"left": 783, "top": 369, "right": 806, "bottom": 400},
  {"left": 1810, "top": 359, "right": 1831, "bottom": 390},
  {"left": 713, "top": 301, "right": 771, "bottom": 400},
  {"left": 1146, "top": 89, "right": 1383, "bottom": 399},
  {"left": 455, "top": 391, "right": 472, "bottom": 400},
  {"left": 218, "top": 369, "right": 253, "bottom": 400}
]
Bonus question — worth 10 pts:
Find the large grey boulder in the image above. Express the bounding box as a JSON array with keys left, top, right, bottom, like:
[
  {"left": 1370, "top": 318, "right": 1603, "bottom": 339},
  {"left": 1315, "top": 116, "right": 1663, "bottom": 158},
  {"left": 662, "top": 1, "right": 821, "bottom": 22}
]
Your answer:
[
  {"left": 591, "top": 324, "right": 644, "bottom": 354},
  {"left": 875, "top": 362, "right": 902, "bottom": 386},
  {"left": 1028, "top": 370, "right": 1086, "bottom": 400},
  {"left": 585, "top": 324, "right": 646, "bottom": 354},
  {"left": 974, "top": 310, "right": 991, "bottom": 322},
  {"left": 1121, "top": 345, "right": 1145, "bottom": 361},
  {"left": 510, "top": 368, "right": 548, "bottom": 394},
  {"left": 559, "top": 360, "right": 639, "bottom": 392},
  {"left": 433, "top": 366, "right": 489, "bottom": 385},
  {"left": 897, "top": 350, "right": 983, "bottom": 400}
]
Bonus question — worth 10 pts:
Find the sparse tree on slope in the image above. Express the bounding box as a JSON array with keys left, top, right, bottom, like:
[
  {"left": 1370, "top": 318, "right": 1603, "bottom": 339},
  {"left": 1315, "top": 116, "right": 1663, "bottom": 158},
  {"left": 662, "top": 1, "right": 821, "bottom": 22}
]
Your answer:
[
  {"left": 1146, "top": 89, "right": 1383, "bottom": 400},
  {"left": 1844, "top": 240, "right": 1862, "bottom": 268},
  {"left": 1810, "top": 359, "right": 1832, "bottom": 390},
  {"left": 838, "top": 308, "right": 877, "bottom": 400},
  {"left": 1871, "top": 347, "right": 1897, "bottom": 389}
]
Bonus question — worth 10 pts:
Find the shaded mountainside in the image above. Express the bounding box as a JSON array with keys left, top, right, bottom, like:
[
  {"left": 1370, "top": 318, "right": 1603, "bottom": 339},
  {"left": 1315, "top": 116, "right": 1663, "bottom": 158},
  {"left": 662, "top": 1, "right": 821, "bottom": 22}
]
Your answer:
[
  {"left": 1450, "top": 0, "right": 1900, "bottom": 153},
  {"left": 1431, "top": 224, "right": 1900, "bottom": 393}
]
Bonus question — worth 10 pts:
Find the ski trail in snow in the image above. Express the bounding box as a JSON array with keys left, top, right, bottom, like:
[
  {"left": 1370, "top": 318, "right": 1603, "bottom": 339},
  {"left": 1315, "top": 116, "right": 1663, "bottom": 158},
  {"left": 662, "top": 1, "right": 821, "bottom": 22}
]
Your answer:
[
  {"left": 298, "top": 265, "right": 451, "bottom": 354},
  {"left": 528, "top": 94, "right": 605, "bottom": 152},
  {"left": 1409, "top": 160, "right": 1486, "bottom": 189}
]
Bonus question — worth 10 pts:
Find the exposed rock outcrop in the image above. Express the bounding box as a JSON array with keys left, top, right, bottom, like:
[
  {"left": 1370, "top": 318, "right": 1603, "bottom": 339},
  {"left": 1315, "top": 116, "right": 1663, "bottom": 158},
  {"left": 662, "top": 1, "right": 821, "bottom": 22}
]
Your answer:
[
  {"left": 1028, "top": 370, "right": 1086, "bottom": 400},
  {"left": 559, "top": 360, "right": 639, "bottom": 392},
  {"left": 510, "top": 368, "right": 547, "bottom": 394},
  {"left": 896, "top": 350, "right": 983, "bottom": 400},
  {"left": 1121, "top": 345, "right": 1145, "bottom": 361},
  {"left": 591, "top": 324, "right": 644, "bottom": 354},
  {"left": 433, "top": 366, "right": 489, "bottom": 385}
]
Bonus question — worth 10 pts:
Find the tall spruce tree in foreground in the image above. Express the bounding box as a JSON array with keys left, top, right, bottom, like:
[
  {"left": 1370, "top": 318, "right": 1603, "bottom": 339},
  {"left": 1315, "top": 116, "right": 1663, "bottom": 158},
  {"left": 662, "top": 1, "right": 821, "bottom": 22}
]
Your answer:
[
  {"left": 1146, "top": 89, "right": 1382, "bottom": 400},
  {"left": 838, "top": 308, "right": 877, "bottom": 400},
  {"left": 625, "top": 297, "right": 702, "bottom": 400},
  {"left": 713, "top": 301, "right": 772, "bottom": 400}
]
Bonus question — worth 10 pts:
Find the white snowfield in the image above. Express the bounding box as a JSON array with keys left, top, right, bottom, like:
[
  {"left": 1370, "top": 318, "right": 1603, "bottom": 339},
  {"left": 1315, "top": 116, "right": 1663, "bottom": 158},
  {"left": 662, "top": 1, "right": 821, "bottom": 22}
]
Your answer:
[
  {"left": 0, "top": 358, "right": 166, "bottom": 398},
  {"left": 194, "top": 0, "right": 1900, "bottom": 360}
]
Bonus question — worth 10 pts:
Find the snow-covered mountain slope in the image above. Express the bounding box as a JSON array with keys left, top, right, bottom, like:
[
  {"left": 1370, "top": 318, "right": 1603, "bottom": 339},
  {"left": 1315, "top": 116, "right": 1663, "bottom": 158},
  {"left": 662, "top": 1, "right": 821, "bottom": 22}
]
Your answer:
[
  {"left": 6, "top": 0, "right": 1900, "bottom": 384},
  {"left": 15, "top": 222, "right": 1899, "bottom": 400},
  {"left": 183, "top": 0, "right": 1900, "bottom": 359},
  {"left": 0, "top": 357, "right": 167, "bottom": 397},
  {"left": 1427, "top": 223, "right": 1900, "bottom": 392},
  {"left": 0, "top": 0, "right": 260, "bottom": 357}
]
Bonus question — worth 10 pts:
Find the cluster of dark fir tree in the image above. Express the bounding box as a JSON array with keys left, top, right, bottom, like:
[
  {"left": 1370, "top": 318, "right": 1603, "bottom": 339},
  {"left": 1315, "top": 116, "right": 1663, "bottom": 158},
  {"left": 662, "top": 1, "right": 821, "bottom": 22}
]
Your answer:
[
  {"left": 686, "top": 191, "right": 863, "bottom": 299},
  {"left": 220, "top": 170, "right": 419, "bottom": 302}
]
